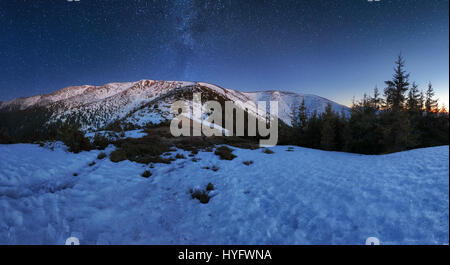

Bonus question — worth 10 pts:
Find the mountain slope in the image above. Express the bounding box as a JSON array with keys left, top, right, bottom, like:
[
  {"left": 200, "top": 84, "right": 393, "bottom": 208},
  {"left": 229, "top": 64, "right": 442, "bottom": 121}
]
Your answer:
[{"left": 0, "top": 80, "right": 350, "bottom": 131}]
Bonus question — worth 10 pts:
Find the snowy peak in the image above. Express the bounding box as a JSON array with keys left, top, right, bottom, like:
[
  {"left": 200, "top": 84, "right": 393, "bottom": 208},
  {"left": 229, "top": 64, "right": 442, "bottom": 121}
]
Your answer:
[
  {"left": 0, "top": 79, "right": 350, "bottom": 130},
  {"left": 243, "top": 90, "right": 348, "bottom": 125}
]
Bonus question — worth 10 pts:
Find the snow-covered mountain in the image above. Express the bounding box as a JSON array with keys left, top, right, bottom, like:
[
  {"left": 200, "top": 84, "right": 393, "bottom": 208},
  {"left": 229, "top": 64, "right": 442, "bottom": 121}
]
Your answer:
[{"left": 0, "top": 80, "right": 349, "bottom": 131}]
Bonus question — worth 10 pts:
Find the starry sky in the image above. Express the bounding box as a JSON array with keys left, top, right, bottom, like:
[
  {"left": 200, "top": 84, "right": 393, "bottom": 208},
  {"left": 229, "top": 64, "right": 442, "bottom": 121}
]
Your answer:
[{"left": 0, "top": 0, "right": 448, "bottom": 107}]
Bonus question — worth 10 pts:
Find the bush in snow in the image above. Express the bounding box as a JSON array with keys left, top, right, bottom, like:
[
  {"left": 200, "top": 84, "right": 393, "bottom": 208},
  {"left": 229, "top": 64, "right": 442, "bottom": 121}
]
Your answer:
[
  {"left": 190, "top": 189, "right": 210, "bottom": 204},
  {"left": 141, "top": 170, "right": 152, "bottom": 178},
  {"left": 109, "top": 150, "right": 127, "bottom": 163},
  {"left": 203, "top": 165, "right": 219, "bottom": 171},
  {"left": 214, "top": 146, "right": 236, "bottom": 160},
  {"left": 97, "top": 152, "right": 107, "bottom": 159},
  {"left": 206, "top": 183, "right": 214, "bottom": 191},
  {"left": 92, "top": 133, "right": 110, "bottom": 150},
  {"left": 243, "top": 160, "right": 254, "bottom": 166},
  {"left": 58, "top": 122, "right": 93, "bottom": 153},
  {"left": 175, "top": 153, "right": 186, "bottom": 159},
  {"left": 262, "top": 148, "right": 274, "bottom": 154},
  {"left": 188, "top": 149, "right": 199, "bottom": 157},
  {"left": 190, "top": 183, "right": 215, "bottom": 203},
  {"left": 110, "top": 137, "right": 172, "bottom": 164},
  {"left": 204, "top": 146, "right": 213, "bottom": 152}
]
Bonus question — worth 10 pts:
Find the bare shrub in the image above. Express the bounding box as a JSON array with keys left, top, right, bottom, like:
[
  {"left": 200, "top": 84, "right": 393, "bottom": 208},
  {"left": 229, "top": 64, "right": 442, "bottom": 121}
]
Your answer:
[{"left": 214, "top": 146, "right": 236, "bottom": 160}]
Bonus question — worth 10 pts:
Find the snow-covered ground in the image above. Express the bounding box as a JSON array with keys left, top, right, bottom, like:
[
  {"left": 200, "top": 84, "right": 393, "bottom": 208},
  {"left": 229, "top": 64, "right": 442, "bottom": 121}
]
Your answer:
[
  {"left": 85, "top": 129, "right": 148, "bottom": 141},
  {"left": 0, "top": 143, "right": 448, "bottom": 244}
]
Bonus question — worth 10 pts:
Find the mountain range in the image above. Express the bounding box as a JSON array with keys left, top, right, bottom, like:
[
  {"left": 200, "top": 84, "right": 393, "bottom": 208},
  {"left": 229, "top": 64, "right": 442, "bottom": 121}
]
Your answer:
[{"left": 0, "top": 80, "right": 349, "bottom": 132}]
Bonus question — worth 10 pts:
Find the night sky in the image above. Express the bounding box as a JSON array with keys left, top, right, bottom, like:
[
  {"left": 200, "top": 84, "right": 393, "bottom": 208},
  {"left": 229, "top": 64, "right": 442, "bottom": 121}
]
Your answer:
[{"left": 0, "top": 0, "right": 448, "bottom": 107}]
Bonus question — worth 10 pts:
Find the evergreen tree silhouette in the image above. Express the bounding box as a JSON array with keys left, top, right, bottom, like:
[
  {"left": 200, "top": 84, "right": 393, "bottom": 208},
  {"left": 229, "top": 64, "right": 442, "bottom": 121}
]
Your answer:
[
  {"left": 384, "top": 55, "right": 410, "bottom": 111},
  {"left": 407, "top": 82, "right": 421, "bottom": 111},
  {"left": 425, "top": 82, "right": 438, "bottom": 113}
]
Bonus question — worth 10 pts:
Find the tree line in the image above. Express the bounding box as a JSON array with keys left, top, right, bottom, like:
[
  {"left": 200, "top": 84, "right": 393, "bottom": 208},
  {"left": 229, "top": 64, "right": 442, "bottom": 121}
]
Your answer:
[{"left": 288, "top": 55, "right": 449, "bottom": 154}]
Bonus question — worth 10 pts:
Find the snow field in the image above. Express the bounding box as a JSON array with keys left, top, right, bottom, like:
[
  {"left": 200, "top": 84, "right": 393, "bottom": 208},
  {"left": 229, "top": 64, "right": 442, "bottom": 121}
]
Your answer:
[{"left": 0, "top": 143, "right": 448, "bottom": 244}]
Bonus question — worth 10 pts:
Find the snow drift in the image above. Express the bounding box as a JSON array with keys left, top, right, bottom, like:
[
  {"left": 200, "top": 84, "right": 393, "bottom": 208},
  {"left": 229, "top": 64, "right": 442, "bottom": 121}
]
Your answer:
[{"left": 0, "top": 143, "right": 447, "bottom": 244}]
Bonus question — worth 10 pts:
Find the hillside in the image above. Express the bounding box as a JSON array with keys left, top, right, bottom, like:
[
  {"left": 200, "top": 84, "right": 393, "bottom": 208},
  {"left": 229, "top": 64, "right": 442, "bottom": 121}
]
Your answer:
[{"left": 0, "top": 80, "right": 349, "bottom": 132}]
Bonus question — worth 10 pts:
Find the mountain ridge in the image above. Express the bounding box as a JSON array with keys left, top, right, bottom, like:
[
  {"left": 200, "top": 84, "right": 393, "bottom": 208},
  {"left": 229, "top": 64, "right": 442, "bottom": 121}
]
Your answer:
[{"left": 0, "top": 79, "right": 350, "bottom": 131}]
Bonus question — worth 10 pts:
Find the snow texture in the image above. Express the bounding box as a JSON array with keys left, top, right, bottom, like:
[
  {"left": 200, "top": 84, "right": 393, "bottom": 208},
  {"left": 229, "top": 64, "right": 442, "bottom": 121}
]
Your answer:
[{"left": 0, "top": 143, "right": 448, "bottom": 244}]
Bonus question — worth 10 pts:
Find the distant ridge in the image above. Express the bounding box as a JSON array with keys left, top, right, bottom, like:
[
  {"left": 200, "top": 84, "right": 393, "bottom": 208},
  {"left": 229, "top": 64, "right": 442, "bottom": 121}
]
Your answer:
[{"left": 0, "top": 79, "right": 350, "bottom": 131}]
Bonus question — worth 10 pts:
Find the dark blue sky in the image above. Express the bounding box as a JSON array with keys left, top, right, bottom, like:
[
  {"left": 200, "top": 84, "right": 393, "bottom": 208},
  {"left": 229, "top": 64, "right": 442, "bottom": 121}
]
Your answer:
[{"left": 0, "top": 0, "right": 448, "bottom": 107}]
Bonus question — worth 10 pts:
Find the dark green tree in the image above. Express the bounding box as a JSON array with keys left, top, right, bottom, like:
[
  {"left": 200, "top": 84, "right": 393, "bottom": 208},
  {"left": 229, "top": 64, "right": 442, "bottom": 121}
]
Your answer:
[
  {"left": 419, "top": 90, "right": 425, "bottom": 111},
  {"left": 302, "top": 110, "right": 322, "bottom": 149},
  {"left": 320, "top": 103, "right": 336, "bottom": 150},
  {"left": 344, "top": 96, "right": 383, "bottom": 154},
  {"left": 291, "top": 98, "right": 309, "bottom": 146},
  {"left": 371, "top": 86, "right": 384, "bottom": 109},
  {"left": 298, "top": 98, "right": 308, "bottom": 131},
  {"left": 0, "top": 127, "right": 13, "bottom": 144},
  {"left": 384, "top": 55, "right": 410, "bottom": 111},
  {"left": 406, "top": 82, "right": 421, "bottom": 112},
  {"left": 425, "top": 82, "right": 439, "bottom": 113}
]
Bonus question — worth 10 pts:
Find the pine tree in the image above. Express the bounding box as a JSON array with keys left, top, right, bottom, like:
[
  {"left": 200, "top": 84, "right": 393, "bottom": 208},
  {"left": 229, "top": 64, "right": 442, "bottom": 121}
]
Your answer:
[
  {"left": 419, "top": 90, "right": 425, "bottom": 111},
  {"left": 371, "top": 86, "right": 383, "bottom": 109},
  {"left": 298, "top": 98, "right": 307, "bottom": 130},
  {"left": 320, "top": 103, "right": 336, "bottom": 150},
  {"left": 425, "top": 82, "right": 438, "bottom": 113},
  {"left": 384, "top": 55, "right": 410, "bottom": 111},
  {"left": 292, "top": 98, "right": 307, "bottom": 129},
  {"left": 303, "top": 110, "right": 321, "bottom": 148},
  {"left": 382, "top": 110, "right": 415, "bottom": 152},
  {"left": 362, "top": 93, "right": 369, "bottom": 109},
  {"left": 406, "top": 82, "right": 421, "bottom": 111},
  {"left": 0, "top": 127, "right": 13, "bottom": 144},
  {"left": 291, "top": 98, "right": 308, "bottom": 145},
  {"left": 334, "top": 108, "right": 348, "bottom": 150},
  {"left": 344, "top": 99, "right": 382, "bottom": 154}
]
